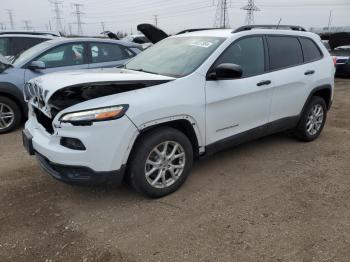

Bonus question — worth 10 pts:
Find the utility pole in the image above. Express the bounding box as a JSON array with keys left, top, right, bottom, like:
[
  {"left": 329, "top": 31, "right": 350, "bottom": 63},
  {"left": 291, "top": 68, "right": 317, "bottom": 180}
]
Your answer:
[
  {"left": 327, "top": 10, "right": 333, "bottom": 33},
  {"left": 241, "top": 0, "right": 260, "bottom": 25},
  {"left": 5, "top": 9, "right": 15, "bottom": 30},
  {"left": 0, "top": 22, "right": 5, "bottom": 30},
  {"left": 153, "top": 15, "right": 159, "bottom": 27},
  {"left": 101, "top": 22, "right": 105, "bottom": 32},
  {"left": 72, "top": 3, "right": 84, "bottom": 36},
  {"left": 48, "top": 20, "right": 52, "bottom": 30},
  {"left": 68, "top": 23, "right": 73, "bottom": 35},
  {"left": 50, "top": 0, "right": 64, "bottom": 33},
  {"left": 213, "top": 0, "right": 230, "bottom": 29},
  {"left": 23, "top": 20, "right": 32, "bottom": 31}
]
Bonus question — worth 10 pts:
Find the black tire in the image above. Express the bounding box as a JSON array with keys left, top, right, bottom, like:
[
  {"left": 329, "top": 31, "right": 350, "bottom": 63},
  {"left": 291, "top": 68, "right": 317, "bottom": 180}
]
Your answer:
[
  {"left": 129, "top": 127, "right": 193, "bottom": 198},
  {"left": 0, "top": 96, "right": 22, "bottom": 134},
  {"left": 295, "top": 96, "right": 327, "bottom": 142}
]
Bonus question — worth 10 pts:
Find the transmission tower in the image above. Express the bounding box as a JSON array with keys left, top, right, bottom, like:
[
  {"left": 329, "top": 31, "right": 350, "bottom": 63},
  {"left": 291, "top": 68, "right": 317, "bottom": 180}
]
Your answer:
[
  {"left": 241, "top": 0, "right": 260, "bottom": 25},
  {"left": 5, "top": 9, "right": 15, "bottom": 30},
  {"left": 213, "top": 0, "right": 230, "bottom": 28},
  {"left": 72, "top": 3, "right": 85, "bottom": 36},
  {"left": 50, "top": 1, "right": 64, "bottom": 32}
]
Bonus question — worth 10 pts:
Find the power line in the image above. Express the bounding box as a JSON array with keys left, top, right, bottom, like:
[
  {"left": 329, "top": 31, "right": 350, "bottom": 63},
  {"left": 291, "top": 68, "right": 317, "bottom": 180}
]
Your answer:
[
  {"left": 214, "top": 0, "right": 230, "bottom": 28},
  {"left": 50, "top": 0, "right": 64, "bottom": 33},
  {"left": 5, "top": 9, "right": 15, "bottom": 30},
  {"left": 241, "top": 0, "right": 260, "bottom": 25},
  {"left": 72, "top": 3, "right": 85, "bottom": 36}
]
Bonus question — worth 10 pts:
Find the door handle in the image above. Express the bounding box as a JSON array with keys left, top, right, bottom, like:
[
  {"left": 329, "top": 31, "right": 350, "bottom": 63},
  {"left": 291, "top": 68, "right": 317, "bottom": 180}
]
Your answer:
[
  {"left": 304, "top": 70, "right": 315, "bottom": 75},
  {"left": 257, "top": 80, "right": 271, "bottom": 86}
]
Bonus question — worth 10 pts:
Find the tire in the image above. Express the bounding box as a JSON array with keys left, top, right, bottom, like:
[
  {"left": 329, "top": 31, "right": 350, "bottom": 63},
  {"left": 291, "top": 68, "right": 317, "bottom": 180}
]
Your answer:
[
  {"left": 129, "top": 127, "right": 194, "bottom": 198},
  {"left": 0, "top": 96, "right": 22, "bottom": 134},
  {"left": 295, "top": 96, "right": 327, "bottom": 142}
]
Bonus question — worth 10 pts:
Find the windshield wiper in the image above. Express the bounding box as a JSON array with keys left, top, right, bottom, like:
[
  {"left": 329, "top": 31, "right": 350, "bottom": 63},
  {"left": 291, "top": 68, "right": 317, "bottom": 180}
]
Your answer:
[{"left": 129, "top": 68, "right": 159, "bottom": 75}]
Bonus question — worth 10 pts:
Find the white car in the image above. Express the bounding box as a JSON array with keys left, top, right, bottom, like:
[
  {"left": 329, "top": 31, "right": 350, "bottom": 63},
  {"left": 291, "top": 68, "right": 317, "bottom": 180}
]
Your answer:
[{"left": 23, "top": 25, "right": 335, "bottom": 198}]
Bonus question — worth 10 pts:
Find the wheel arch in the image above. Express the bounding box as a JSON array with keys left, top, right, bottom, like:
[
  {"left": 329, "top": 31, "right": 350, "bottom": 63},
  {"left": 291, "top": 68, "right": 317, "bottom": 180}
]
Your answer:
[
  {"left": 302, "top": 84, "right": 333, "bottom": 114},
  {"left": 125, "top": 116, "right": 204, "bottom": 166}
]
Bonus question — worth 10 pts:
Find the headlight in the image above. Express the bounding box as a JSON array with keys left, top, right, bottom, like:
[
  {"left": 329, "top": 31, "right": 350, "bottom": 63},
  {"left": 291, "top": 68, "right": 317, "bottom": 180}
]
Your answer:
[{"left": 60, "top": 105, "right": 128, "bottom": 124}]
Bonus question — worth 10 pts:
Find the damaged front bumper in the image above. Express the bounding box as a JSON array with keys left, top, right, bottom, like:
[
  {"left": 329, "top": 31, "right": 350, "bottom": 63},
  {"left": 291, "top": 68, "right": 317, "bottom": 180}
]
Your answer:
[{"left": 24, "top": 106, "right": 139, "bottom": 186}]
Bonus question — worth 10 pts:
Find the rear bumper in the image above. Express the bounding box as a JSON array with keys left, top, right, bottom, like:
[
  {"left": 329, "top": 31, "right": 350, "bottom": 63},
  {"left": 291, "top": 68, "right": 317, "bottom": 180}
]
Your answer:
[
  {"left": 36, "top": 153, "right": 126, "bottom": 186},
  {"left": 335, "top": 64, "right": 350, "bottom": 76}
]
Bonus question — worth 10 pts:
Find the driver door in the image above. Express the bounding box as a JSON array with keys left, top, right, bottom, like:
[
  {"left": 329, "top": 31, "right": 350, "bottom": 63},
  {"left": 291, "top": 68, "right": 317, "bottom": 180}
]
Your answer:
[
  {"left": 24, "top": 42, "right": 88, "bottom": 82},
  {"left": 205, "top": 36, "right": 273, "bottom": 146}
]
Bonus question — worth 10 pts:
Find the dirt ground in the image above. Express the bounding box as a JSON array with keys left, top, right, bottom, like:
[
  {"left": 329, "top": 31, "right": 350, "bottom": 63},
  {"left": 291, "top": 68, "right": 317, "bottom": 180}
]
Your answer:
[{"left": 0, "top": 79, "right": 350, "bottom": 262}]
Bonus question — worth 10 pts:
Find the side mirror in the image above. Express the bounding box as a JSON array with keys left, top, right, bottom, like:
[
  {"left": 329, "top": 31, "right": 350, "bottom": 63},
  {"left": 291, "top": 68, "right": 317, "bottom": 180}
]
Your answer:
[
  {"left": 208, "top": 63, "right": 243, "bottom": 80},
  {"left": 28, "top": 61, "right": 46, "bottom": 71}
]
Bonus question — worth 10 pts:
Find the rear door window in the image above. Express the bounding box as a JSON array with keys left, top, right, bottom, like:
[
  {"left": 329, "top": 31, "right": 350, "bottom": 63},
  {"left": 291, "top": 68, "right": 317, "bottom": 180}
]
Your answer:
[
  {"left": 267, "top": 36, "right": 303, "bottom": 71},
  {"left": 300, "top": 38, "right": 323, "bottom": 62}
]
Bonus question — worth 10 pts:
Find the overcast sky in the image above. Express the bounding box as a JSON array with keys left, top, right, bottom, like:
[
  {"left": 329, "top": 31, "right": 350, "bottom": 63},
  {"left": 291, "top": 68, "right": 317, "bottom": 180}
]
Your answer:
[{"left": 1, "top": 0, "right": 349, "bottom": 35}]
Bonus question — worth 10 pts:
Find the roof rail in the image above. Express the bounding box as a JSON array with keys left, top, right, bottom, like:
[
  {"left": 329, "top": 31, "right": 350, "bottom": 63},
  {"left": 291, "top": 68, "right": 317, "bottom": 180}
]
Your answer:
[
  {"left": 0, "top": 31, "right": 62, "bottom": 37},
  {"left": 177, "top": 28, "right": 219, "bottom": 35},
  {"left": 233, "top": 25, "right": 307, "bottom": 33}
]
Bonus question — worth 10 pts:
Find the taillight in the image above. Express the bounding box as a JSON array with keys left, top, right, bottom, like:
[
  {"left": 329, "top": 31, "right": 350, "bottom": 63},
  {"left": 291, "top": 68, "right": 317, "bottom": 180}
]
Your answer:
[{"left": 332, "top": 56, "right": 337, "bottom": 66}]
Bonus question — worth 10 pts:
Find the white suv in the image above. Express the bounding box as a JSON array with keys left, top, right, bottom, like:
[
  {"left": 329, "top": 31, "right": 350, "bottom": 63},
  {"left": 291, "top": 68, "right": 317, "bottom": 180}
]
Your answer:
[{"left": 23, "top": 25, "right": 335, "bottom": 198}]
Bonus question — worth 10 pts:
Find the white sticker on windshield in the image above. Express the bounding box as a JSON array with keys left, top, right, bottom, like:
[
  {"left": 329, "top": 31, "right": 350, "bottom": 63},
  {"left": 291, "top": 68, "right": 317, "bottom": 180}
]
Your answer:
[{"left": 190, "top": 41, "right": 214, "bottom": 48}]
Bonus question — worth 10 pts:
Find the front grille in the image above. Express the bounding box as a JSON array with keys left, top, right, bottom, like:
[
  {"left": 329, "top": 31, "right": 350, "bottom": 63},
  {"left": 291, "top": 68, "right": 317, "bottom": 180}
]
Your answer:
[{"left": 34, "top": 107, "right": 54, "bottom": 134}]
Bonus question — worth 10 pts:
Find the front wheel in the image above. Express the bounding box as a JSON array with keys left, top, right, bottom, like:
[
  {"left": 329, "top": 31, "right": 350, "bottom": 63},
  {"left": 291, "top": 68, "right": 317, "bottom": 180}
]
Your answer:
[
  {"left": 295, "top": 96, "right": 327, "bottom": 142},
  {"left": 129, "top": 127, "right": 194, "bottom": 198}
]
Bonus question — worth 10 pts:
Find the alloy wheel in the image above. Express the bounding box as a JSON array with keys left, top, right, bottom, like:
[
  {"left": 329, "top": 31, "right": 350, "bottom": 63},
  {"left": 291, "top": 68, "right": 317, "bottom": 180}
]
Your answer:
[
  {"left": 306, "top": 104, "right": 324, "bottom": 136},
  {"left": 144, "top": 141, "right": 186, "bottom": 189},
  {"left": 0, "top": 102, "right": 15, "bottom": 130}
]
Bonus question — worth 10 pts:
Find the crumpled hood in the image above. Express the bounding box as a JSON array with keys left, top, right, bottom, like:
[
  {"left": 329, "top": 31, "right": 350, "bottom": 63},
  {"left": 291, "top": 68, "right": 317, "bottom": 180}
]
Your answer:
[{"left": 25, "top": 67, "right": 175, "bottom": 117}]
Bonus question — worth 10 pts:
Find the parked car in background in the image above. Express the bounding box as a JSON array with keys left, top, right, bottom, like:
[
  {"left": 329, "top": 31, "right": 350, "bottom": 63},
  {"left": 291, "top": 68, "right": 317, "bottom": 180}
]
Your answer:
[
  {"left": 0, "top": 31, "right": 60, "bottom": 61},
  {"left": 0, "top": 37, "right": 142, "bottom": 133},
  {"left": 332, "top": 45, "right": 350, "bottom": 77},
  {"left": 122, "top": 34, "right": 152, "bottom": 49},
  {"left": 23, "top": 25, "right": 334, "bottom": 198}
]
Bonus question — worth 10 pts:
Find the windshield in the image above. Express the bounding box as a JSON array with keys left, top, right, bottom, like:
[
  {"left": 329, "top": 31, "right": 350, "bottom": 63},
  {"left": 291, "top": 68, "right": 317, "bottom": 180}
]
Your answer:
[
  {"left": 12, "top": 41, "right": 53, "bottom": 66},
  {"left": 125, "top": 36, "right": 225, "bottom": 77}
]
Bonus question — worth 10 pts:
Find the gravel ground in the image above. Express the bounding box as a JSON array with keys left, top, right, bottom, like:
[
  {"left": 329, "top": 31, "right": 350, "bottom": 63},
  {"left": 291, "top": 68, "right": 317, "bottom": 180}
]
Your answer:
[{"left": 0, "top": 79, "right": 349, "bottom": 262}]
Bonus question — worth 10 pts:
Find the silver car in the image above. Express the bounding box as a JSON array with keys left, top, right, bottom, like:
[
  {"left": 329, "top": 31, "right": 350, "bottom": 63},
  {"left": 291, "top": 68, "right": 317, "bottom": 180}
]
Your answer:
[{"left": 0, "top": 37, "right": 142, "bottom": 133}]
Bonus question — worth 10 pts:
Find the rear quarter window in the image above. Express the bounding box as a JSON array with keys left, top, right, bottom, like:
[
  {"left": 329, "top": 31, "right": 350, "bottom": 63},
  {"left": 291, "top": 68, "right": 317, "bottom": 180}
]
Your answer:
[
  {"left": 267, "top": 36, "right": 303, "bottom": 71},
  {"left": 300, "top": 38, "right": 323, "bottom": 62}
]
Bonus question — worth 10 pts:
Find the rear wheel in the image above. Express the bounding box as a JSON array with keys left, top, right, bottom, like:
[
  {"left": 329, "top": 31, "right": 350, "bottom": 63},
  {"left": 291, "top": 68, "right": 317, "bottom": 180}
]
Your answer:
[
  {"left": 129, "top": 127, "right": 193, "bottom": 198},
  {"left": 0, "top": 97, "right": 22, "bottom": 134},
  {"left": 295, "top": 96, "right": 327, "bottom": 142}
]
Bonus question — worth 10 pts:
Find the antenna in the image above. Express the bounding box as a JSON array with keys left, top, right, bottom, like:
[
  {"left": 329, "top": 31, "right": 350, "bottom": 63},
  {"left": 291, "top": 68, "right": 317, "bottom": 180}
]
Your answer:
[
  {"left": 241, "top": 0, "right": 260, "bottom": 25},
  {"left": 276, "top": 18, "right": 282, "bottom": 29}
]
